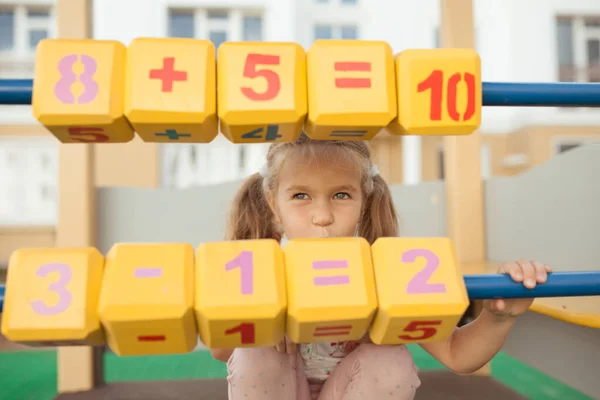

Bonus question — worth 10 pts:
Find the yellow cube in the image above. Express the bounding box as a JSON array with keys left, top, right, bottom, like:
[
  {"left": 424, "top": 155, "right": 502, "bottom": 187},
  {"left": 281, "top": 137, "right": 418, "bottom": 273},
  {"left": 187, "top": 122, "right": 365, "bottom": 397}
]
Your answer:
[
  {"left": 369, "top": 237, "right": 469, "bottom": 345},
  {"left": 387, "top": 49, "right": 481, "bottom": 135},
  {"left": 32, "top": 39, "right": 134, "bottom": 143},
  {"left": 98, "top": 243, "right": 197, "bottom": 356},
  {"left": 305, "top": 40, "right": 397, "bottom": 141},
  {"left": 217, "top": 42, "right": 307, "bottom": 144},
  {"left": 0, "top": 247, "right": 105, "bottom": 347},
  {"left": 124, "top": 38, "right": 218, "bottom": 143},
  {"left": 284, "top": 237, "right": 377, "bottom": 343},
  {"left": 195, "top": 240, "right": 287, "bottom": 348}
]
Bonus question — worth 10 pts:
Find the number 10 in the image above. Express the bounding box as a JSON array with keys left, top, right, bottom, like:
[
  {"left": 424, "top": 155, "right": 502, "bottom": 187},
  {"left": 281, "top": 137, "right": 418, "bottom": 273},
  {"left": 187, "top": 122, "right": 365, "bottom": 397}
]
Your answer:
[{"left": 418, "top": 70, "right": 476, "bottom": 122}]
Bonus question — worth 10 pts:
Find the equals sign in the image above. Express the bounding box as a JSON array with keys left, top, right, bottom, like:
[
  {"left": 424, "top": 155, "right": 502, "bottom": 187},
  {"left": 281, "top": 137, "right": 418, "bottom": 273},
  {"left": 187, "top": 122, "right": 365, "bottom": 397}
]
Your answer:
[
  {"left": 334, "top": 62, "right": 372, "bottom": 88},
  {"left": 313, "top": 325, "right": 353, "bottom": 337},
  {"left": 312, "top": 260, "right": 349, "bottom": 286}
]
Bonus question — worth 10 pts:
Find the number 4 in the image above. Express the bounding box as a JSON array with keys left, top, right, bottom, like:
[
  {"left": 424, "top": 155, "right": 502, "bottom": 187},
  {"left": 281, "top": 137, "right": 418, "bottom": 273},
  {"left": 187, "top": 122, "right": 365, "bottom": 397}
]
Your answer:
[{"left": 241, "top": 54, "right": 281, "bottom": 101}]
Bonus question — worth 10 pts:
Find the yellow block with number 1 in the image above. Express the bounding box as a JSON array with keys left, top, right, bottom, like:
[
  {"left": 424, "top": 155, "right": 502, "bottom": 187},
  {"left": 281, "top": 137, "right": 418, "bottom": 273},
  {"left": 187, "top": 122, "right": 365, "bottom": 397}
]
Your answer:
[
  {"left": 284, "top": 237, "right": 378, "bottom": 343},
  {"left": 305, "top": 40, "right": 397, "bottom": 141},
  {"left": 369, "top": 237, "right": 469, "bottom": 345},
  {"left": 32, "top": 39, "right": 134, "bottom": 143},
  {"left": 195, "top": 240, "right": 287, "bottom": 348},
  {"left": 0, "top": 247, "right": 105, "bottom": 347},
  {"left": 98, "top": 243, "right": 197, "bottom": 356},
  {"left": 387, "top": 48, "right": 481, "bottom": 136},
  {"left": 124, "top": 38, "right": 218, "bottom": 143},
  {"left": 217, "top": 42, "right": 307, "bottom": 144}
]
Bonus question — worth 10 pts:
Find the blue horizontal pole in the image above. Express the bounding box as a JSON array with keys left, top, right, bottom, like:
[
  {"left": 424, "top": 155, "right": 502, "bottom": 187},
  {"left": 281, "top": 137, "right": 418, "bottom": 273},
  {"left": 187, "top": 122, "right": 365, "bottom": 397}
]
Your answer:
[
  {"left": 0, "top": 272, "right": 598, "bottom": 312},
  {"left": 2, "top": 79, "right": 600, "bottom": 107}
]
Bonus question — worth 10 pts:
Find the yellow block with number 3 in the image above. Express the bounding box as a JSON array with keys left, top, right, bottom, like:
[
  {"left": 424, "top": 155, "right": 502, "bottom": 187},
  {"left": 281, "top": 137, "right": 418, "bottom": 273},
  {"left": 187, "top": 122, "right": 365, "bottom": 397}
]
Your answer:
[
  {"left": 1, "top": 247, "right": 105, "bottom": 346},
  {"left": 217, "top": 42, "right": 307, "bottom": 144},
  {"left": 124, "top": 38, "right": 218, "bottom": 143},
  {"left": 284, "top": 237, "right": 378, "bottom": 343},
  {"left": 387, "top": 48, "right": 481, "bottom": 136},
  {"left": 98, "top": 243, "right": 197, "bottom": 356},
  {"left": 369, "top": 237, "right": 469, "bottom": 345},
  {"left": 32, "top": 39, "right": 134, "bottom": 143},
  {"left": 195, "top": 240, "right": 287, "bottom": 348},
  {"left": 305, "top": 40, "right": 397, "bottom": 141}
]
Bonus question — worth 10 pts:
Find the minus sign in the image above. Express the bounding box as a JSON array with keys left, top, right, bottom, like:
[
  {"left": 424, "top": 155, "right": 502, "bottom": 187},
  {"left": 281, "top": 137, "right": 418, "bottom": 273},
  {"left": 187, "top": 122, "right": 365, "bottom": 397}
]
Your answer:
[{"left": 138, "top": 335, "right": 166, "bottom": 342}]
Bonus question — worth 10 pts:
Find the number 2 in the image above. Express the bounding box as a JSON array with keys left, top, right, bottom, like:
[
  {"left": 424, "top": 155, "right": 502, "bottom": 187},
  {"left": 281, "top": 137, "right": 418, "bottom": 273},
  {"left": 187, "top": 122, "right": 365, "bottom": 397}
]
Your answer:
[
  {"left": 225, "top": 251, "right": 253, "bottom": 295},
  {"left": 417, "top": 70, "right": 476, "bottom": 122},
  {"left": 403, "top": 249, "right": 446, "bottom": 294},
  {"left": 241, "top": 54, "right": 281, "bottom": 101},
  {"left": 30, "top": 263, "right": 73, "bottom": 316},
  {"left": 397, "top": 320, "right": 441, "bottom": 341}
]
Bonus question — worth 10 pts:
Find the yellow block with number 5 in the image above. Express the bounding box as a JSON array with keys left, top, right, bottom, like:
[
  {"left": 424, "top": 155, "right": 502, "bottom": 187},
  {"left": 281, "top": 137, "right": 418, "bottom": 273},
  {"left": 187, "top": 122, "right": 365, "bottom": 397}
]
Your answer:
[
  {"left": 1, "top": 247, "right": 105, "bottom": 347},
  {"left": 195, "top": 240, "right": 287, "bottom": 348},
  {"left": 125, "top": 38, "right": 218, "bottom": 143},
  {"left": 369, "top": 237, "right": 469, "bottom": 345},
  {"left": 284, "top": 237, "right": 378, "bottom": 343},
  {"left": 98, "top": 243, "right": 197, "bottom": 356},
  {"left": 32, "top": 39, "right": 134, "bottom": 143},
  {"left": 387, "top": 48, "right": 481, "bottom": 136},
  {"left": 217, "top": 42, "right": 307, "bottom": 144},
  {"left": 305, "top": 40, "right": 397, "bottom": 141}
]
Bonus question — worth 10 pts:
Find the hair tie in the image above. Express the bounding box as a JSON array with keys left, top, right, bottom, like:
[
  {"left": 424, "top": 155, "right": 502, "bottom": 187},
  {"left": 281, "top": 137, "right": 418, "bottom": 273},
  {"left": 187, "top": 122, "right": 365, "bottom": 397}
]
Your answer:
[{"left": 371, "top": 164, "right": 380, "bottom": 177}]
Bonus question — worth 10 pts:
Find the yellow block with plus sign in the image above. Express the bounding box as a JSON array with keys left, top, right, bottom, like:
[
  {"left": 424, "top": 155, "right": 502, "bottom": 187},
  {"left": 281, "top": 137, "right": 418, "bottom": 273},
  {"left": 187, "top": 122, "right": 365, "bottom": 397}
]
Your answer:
[
  {"left": 387, "top": 49, "right": 481, "bottom": 135},
  {"left": 305, "top": 40, "right": 397, "bottom": 141},
  {"left": 124, "top": 38, "right": 218, "bottom": 143},
  {"left": 32, "top": 39, "right": 134, "bottom": 143},
  {"left": 0, "top": 247, "right": 105, "bottom": 347},
  {"left": 284, "top": 237, "right": 377, "bottom": 343},
  {"left": 217, "top": 42, "right": 307, "bottom": 144},
  {"left": 98, "top": 243, "right": 197, "bottom": 356},
  {"left": 195, "top": 240, "right": 287, "bottom": 348},
  {"left": 369, "top": 237, "right": 469, "bottom": 345}
]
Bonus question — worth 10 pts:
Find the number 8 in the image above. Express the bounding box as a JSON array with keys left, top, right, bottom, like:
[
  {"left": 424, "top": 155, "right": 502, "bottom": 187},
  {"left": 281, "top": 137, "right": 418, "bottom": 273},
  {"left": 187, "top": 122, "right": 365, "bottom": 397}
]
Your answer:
[{"left": 30, "top": 263, "right": 73, "bottom": 316}]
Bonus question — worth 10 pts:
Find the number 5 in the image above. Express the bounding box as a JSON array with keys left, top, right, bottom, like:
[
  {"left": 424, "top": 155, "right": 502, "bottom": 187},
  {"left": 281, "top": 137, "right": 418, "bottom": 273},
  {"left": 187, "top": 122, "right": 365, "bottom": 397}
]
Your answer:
[
  {"left": 397, "top": 320, "right": 441, "bottom": 341},
  {"left": 241, "top": 54, "right": 281, "bottom": 101},
  {"left": 68, "top": 127, "right": 109, "bottom": 143}
]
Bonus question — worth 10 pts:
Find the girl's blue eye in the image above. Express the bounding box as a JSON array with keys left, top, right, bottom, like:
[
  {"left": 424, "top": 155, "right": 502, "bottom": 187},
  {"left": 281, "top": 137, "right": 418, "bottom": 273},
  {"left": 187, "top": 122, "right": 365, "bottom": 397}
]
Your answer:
[
  {"left": 334, "top": 192, "right": 351, "bottom": 200},
  {"left": 293, "top": 193, "right": 309, "bottom": 200}
]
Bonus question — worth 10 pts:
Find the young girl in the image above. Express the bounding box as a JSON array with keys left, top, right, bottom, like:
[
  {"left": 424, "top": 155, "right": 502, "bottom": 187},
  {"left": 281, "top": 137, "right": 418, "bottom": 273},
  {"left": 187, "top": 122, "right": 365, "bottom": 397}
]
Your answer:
[{"left": 211, "top": 134, "right": 551, "bottom": 400}]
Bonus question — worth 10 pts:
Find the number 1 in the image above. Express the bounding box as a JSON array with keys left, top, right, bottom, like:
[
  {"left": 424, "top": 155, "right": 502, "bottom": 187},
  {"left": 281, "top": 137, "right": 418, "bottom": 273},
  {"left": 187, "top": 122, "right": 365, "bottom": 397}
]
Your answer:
[
  {"left": 225, "top": 250, "right": 253, "bottom": 295},
  {"left": 224, "top": 322, "right": 256, "bottom": 345}
]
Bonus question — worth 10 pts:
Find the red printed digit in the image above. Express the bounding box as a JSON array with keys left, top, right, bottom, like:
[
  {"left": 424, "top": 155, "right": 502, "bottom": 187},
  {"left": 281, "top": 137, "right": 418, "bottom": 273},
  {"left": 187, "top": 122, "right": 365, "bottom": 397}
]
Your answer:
[
  {"left": 417, "top": 69, "right": 443, "bottom": 121},
  {"left": 397, "top": 320, "right": 441, "bottom": 341},
  {"left": 241, "top": 54, "right": 281, "bottom": 101},
  {"left": 447, "top": 73, "right": 461, "bottom": 121},
  {"left": 403, "top": 249, "right": 446, "bottom": 294},
  {"left": 225, "top": 251, "right": 253, "bottom": 295},
  {"left": 225, "top": 322, "right": 256, "bottom": 345},
  {"left": 418, "top": 70, "right": 477, "bottom": 122},
  {"left": 462, "top": 72, "right": 476, "bottom": 121},
  {"left": 67, "top": 127, "right": 109, "bottom": 143}
]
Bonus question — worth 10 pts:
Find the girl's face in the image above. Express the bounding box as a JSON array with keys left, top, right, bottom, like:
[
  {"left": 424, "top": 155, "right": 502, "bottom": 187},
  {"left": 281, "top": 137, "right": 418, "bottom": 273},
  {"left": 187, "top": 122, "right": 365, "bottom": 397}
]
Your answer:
[{"left": 267, "top": 154, "right": 364, "bottom": 240}]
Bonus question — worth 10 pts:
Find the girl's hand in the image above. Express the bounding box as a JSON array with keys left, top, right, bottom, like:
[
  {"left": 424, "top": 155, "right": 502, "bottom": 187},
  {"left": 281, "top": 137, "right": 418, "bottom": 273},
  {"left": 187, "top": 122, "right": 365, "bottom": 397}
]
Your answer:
[
  {"left": 483, "top": 259, "right": 552, "bottom": 320},
  {"left": 276, "top": 335, "right": 297, "bottom": 355}
]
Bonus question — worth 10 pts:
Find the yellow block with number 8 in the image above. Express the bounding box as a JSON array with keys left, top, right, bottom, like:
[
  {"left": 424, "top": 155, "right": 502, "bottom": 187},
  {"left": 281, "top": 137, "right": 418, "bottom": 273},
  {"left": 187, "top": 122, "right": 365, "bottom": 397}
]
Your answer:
[
  {"left": 98, "top": 243, "right": 197, "bottom": 356},
  {"left": 217, "top": 42, "right": 307, "bottom": 144},
  {"left": 195, "top": 240, "right": 287, "bottom": 348},
  {"left": 1, "top": 247, "right": 105, "bottom": 347},
  {"left": 387, "top": 48, "right": 481, "bottom": 136},
  {"left": 32, "top": 39, "right": 134, "bottom": 143},
  {"left": 369, "top": 237, "right": 469, "bottom": 345},
  {"left": 284, "top": 237, "right": 378, "bottom": 343}
]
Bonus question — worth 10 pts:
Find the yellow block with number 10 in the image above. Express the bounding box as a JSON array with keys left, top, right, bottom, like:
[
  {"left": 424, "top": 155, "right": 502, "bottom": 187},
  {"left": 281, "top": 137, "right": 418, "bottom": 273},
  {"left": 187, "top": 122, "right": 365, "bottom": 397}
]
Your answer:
[
  {"left": 195, "top": 240, "right": 287, "bottom": 348},
  {"left": 217, "top": 42, "right": 307, "bottom": 144},
  {"left": 124, "top": 38, "right": 218, "bottom": 143},
  {"left": 284, "top": 237, "right": 378, "bottom": 343},
  {"left": 98, "top": 243, "right": 197, "bottom": 356},
  {"left": 305, "top": 40, "right": 397, "bottom": 141},
  {"left": 32, "top": 39, "right": 134, "bottom": 143},
  {"left": 1, "top": 247, "right": 105, "bottom": 347},
  {"left": 387, "top": 48, "right": 481, "bottom": 136},
  {"left": 369, "top": 237, "right": 469, "bottom": 345}
]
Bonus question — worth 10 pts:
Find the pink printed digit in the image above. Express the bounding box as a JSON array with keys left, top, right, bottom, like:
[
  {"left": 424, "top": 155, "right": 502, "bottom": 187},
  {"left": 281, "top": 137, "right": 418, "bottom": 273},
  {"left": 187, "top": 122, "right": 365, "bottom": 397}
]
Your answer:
[
  {"left": 54, "top": 54, "right": 99, "bottom": 104},
  {"left": 225, "top": 251, "right": 253, "bottom": 295},
  {"left": 403, "top": 249, "right": 446, "bottom": 294},
  {"left": 30, "top": 263, "right": 73, "bottom": 315},
  {"left": 78, "top": 55, "right": 98, "bottom": 104}
]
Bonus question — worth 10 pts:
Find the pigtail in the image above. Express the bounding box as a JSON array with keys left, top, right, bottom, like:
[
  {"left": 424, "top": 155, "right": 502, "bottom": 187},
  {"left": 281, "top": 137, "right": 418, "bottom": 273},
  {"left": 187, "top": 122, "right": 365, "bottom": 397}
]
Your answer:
[
  {"left": 357, "top": 174, "right": 399, "bottom": 244},
  {"left": 225, "top": 173, "right": 278, "bottom": 241}
]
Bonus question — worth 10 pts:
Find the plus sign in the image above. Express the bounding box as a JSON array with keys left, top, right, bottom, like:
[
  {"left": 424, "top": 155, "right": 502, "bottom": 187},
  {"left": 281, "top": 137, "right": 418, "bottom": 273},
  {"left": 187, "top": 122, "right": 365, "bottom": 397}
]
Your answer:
[
  {"left": 155, "top": 129, "right": 192, "bottom": 140},
  {"left": 149, "top": 57, "right": 188, "bottom": 92}
]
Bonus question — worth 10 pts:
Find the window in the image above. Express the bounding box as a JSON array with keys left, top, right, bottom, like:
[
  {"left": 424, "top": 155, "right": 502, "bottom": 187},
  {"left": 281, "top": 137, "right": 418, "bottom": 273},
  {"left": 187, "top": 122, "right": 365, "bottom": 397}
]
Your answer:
[
  {"left": 0, "top": 4, "right": 54, "bottom": 78},
  {"left": 556, "top": 16, "right": 600, "bottom": 82},
  {"left": 314, "top": 24, "right": 359, "bottom": 40}
]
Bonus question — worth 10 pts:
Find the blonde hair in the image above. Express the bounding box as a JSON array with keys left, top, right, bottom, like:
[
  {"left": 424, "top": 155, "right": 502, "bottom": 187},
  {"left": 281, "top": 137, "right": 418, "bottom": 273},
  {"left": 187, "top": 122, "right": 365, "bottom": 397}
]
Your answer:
[{"left": 225, "top": 134, "right": 398, "bottom": 244}]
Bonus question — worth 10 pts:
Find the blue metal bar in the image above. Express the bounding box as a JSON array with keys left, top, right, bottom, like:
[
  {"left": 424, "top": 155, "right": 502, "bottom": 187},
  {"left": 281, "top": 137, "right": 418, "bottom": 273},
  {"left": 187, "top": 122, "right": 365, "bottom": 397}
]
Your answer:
[
  {"left": 0, "top": 271, "right": 598, "bottom": 312},
  {"left": 2, "top": 79, "right": 600, "bottom": 107}
]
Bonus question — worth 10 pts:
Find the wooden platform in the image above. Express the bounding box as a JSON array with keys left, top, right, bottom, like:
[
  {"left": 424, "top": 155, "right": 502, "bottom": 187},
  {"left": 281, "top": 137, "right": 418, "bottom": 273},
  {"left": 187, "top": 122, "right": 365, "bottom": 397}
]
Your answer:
[{"left": 54, "top": 371, "right": 527, "bottom": 400}]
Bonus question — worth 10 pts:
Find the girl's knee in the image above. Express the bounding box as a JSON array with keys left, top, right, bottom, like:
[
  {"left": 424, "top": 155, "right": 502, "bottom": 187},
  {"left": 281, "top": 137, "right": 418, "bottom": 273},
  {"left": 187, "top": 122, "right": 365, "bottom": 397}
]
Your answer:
[
  {"left": 227, "top": 347, "right": 298, "bottom": 382},
  {"left": 353, "top": 344, "right": 421, "bottom": 391}
]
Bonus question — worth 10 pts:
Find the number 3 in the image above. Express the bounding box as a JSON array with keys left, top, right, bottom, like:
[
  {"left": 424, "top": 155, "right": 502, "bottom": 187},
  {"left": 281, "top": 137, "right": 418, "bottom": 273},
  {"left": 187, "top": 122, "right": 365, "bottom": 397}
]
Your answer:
[
  {"left": 241, "top": 54, "right": 281, "bottom": 101},
  {"left": 30, "top": 263, "right": 73, "bottom": 316}
]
